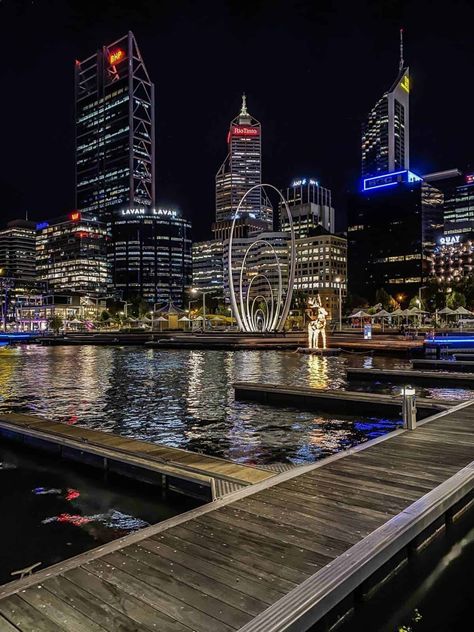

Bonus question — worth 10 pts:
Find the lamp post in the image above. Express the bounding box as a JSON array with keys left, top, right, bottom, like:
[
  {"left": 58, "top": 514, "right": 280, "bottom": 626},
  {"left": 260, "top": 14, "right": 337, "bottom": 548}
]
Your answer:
[
  {"left": 335, "top": 276, "right": 344, "bottom": 332},
  {"left": 191, "top": 289, "right": 213, "bottom": 331}
]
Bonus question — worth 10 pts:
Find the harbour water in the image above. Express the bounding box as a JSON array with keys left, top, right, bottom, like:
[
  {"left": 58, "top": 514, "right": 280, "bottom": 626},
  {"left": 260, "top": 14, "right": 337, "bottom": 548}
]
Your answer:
[
  {"left": 0, "top": 442, "right": 201, "bottom": 585},
  {"left": 0, "top": 345, "right": 472, "bottom": 465}
]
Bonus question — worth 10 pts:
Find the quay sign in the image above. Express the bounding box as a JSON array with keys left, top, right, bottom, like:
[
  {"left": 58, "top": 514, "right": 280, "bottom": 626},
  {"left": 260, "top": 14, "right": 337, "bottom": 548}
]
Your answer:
[
  {"left": 439, "top": 235, "right": 462, "bottom": 246},
  {"left": 120, "top": 207, "right": 178, "bottom": 218}
]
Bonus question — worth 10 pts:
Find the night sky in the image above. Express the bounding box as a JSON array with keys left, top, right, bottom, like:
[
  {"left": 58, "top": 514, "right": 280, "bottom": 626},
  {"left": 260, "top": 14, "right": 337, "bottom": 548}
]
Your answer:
[{"left": 1, "top": 0, "right": 473, "bottom": 240}]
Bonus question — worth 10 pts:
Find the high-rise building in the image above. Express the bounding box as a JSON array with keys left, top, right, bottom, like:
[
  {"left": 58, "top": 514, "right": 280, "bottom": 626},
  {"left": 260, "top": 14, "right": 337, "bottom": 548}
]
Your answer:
[
  {"left": 280, "top": 178, "right": 335, "bottom": 236},
  {"left": 191, "top": 240, "right": 224, "bottom": 297},
  {"left": 348, "top": 170, "right": 444, "bottom": 301},
  {"left": 0, "top": 219, "right": 36, "bottom": 282},
  {"left": 75, "top": 32, "right": 155, "bottom": 294},
  {"left": 294, "top": 226, "right": 347, "bottom": 318},
  {"left": 36, "top": 212, "right": 110, "bottom": 296},
  {"left": 215, "top": 95, "right": 271, "bottom": 229},
  {"left": 362, "top": 31, "right": 410, "bottom": 178},
  {"left": 113, "top": 206, "right": 192, "bottom": 305}
]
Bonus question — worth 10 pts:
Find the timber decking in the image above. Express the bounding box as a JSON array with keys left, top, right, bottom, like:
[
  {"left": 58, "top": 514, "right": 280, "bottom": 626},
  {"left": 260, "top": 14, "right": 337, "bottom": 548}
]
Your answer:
[
  {"left": 0, "top": 403, "right": 472, "bottom": 631},
  {"left": 0, "top": 414, "right": 274, "bottom": 492},
  {"left": 412, "top": 358, "right": 474, "bottom": 372},
  {"left": 347, "top": 365, "right": 474, "bottom": 386},
  {"left": 233, "top": 381, "right": 457, "bottom": 414}
]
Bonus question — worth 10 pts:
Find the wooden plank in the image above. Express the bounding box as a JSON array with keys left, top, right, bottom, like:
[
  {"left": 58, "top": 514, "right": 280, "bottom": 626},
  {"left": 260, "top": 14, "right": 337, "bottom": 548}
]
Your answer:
[
  {"left": 0, "top": 614, "right": 20, "bottom": 631},
  {"left": 151, "top": 530, "right": 293, "bottom": 597},
  {"left": 19, "top": 585, "right": 106, "bottom": 632},
  {"left": 42, "top": 575, "right": 143, "bottom": 632},
  {"left": 0, "top": 594, "right": 63, "bottom": 632},
  {"left": 64, "top": 566, "right": 190, "bottom": 632},
  {"left": 120, "top": 543, "right": 266, "bottom": 616},
  {"left": 137, "top": 537, "right": 280, "bottom": 605},
  {"left": 85, "top": 557, "right": 232, "bottom": 632},
  {"left": 101, "top": 551, "right": 248, "bottom": 629}
]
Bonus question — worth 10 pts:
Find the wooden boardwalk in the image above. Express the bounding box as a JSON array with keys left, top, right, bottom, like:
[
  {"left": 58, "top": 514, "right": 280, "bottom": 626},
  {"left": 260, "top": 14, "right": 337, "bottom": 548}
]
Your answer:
[
  {"left": 0, "top": 414, "right": 274, "bottom": 500},
  {"left": 347, "top": 365, "right": 474, "bottom": 386},
  {"left": 0, "top": 402, "right": 472, "bottom": 631},
  {"left": 233, "top": 381, "right": 457, "bottom": 415}
]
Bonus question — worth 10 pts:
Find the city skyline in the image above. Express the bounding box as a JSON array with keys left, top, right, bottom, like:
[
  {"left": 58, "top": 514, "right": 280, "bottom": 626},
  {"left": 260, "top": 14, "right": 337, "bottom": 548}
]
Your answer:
[{"left": 1, "top": 0, "right": 473, "bottom": 240}]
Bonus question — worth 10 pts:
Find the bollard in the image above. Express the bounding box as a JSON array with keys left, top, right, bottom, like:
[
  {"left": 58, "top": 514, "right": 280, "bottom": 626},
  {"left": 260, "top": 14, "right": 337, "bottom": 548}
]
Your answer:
[{"left": 401, "top": 386, "right": 417, "bottom": 430}]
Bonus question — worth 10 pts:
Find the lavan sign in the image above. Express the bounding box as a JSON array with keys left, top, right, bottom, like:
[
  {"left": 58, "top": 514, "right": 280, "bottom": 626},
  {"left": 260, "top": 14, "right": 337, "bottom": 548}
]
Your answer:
[
  {"left": 439, "top": 235, "right": 462, "bottom": 245},
  {"left": 120, "top": 207, "right": 178, "bottom": 218}
]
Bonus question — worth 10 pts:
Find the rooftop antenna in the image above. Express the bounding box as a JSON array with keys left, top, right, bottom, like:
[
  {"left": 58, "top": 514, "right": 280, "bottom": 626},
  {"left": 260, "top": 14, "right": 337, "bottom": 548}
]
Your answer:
[
  {"left": 399, "top": 28, "right": 404, "bottom": 71},
  {"left": 25, "top": 210, "right": 28, "bottom": 221},
  {"left": 240, "top": 93, "right": 248, "bottom": 117}
]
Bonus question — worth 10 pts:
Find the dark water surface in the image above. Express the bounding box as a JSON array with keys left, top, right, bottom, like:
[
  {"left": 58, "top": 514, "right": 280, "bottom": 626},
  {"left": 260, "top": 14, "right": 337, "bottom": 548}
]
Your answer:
[
  {"left": 0, "top": 345, "right": 472, "bottom": 465},
  {"left": 0, "top": 442, "right": 200, "bottom": 585},
  {"left": 334, "top": 508, "right": 474, "bottom": 632}
]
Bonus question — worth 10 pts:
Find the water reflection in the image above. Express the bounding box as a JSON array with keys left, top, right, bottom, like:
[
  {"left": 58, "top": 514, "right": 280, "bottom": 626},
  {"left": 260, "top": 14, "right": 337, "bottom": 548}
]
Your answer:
[{"left": 0, "top": 347, "right": 472, "bottom": 465}]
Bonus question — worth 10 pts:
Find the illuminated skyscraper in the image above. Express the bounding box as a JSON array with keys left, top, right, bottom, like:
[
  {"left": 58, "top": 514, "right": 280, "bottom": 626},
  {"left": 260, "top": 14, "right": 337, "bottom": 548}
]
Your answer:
[
  {"left": 75, "top": 32, "right": 156, "bottom": 297},
  {"left": 361, "top": 30, "right": 410, "bottom": 178},
  {"left": 215, "top": 95, "right": 271, "bottom": 228}
]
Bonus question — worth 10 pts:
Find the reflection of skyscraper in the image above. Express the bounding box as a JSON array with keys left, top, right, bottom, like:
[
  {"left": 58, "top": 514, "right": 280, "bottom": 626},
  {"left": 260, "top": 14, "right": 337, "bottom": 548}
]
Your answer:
[
  {"left": 215, "top": 95, "right": 271, "bottom": 227},
  {"left": 362, "top": 30, "right": 410, "bottom": 178}
]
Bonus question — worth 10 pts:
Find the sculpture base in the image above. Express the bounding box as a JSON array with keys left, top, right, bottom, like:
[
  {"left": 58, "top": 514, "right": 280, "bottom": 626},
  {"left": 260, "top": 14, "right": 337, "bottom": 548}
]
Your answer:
[{"left": 297, "top": 347, "right": 342, "bottom": 356}]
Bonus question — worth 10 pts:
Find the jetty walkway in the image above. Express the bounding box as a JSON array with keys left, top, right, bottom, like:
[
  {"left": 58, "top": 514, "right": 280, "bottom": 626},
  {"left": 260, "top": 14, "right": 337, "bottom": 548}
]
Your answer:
[{"left": 0, "top": 402, "right": 472, "bottom": 631}]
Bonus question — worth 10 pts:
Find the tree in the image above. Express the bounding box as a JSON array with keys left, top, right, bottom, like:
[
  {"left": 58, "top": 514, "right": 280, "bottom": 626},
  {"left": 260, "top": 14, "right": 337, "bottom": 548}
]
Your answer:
[
  {"left": 48, "top": 315, "right": 63, "bottom": 334},
  {"left": 99, "top": 310, "right": 111, "bottom": 323},
  {"left": 375, "top": 288, "right": 395, "bottom": 311},
  {"left": 447, "top": 290, "right": 466, "bottom": 310},
  {"left": 345, "top": 293, "right": 369, "bottom": 313}
]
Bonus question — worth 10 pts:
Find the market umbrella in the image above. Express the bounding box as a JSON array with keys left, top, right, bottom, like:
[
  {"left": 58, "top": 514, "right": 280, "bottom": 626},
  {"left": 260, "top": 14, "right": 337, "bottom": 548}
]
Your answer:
[
  {"left": 348, "top": 310, "right": 371, "bottom": 318},
  {"left": 372, "top": 309, "right": 391, "bottom": 318},
  {"left": 438, "top": 307, "right": 456, "bottom": 315},
  {"left": 455, "top": 306, "right": 473, "bottom": 315},
  {"left": 154, "top": 315, "right": 167, "bottom": 331},
  {"left": 390, "top": 308, "right": 404, "bottom": 316}
]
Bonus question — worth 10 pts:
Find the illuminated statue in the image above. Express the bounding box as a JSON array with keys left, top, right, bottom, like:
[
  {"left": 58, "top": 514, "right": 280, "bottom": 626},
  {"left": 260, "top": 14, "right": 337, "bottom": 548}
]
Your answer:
[{"left": 307, "top": 295, "right": 328, "bottom": 350}]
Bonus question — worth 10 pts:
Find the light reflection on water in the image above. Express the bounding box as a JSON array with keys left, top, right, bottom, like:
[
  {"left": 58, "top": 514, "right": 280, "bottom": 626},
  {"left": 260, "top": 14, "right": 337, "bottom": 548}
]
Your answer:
[{"left": 0, "top": 346, "right": 472, "bottom": 465}]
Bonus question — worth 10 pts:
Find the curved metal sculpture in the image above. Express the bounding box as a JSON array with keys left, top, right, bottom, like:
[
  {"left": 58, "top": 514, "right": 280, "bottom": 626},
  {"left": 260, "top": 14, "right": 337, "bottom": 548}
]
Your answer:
[{"left": 228, "top": 184, "right": 296, "bottom": 332}]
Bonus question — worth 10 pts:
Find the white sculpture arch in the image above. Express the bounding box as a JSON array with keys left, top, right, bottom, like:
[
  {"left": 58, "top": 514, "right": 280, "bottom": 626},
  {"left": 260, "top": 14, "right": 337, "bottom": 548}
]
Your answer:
[{"left": 228, "top": 184, "right": 296, "bottom": 332}]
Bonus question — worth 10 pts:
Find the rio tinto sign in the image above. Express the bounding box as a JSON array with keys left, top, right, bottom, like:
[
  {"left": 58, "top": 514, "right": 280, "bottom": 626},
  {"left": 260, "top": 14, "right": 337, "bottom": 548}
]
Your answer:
[{"left": 231, "top": 126, "right": 259, "bottom": 138}]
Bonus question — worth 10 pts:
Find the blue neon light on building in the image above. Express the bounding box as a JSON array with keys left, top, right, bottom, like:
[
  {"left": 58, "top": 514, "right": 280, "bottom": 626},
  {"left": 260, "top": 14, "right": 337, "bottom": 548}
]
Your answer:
[{"left": 362, "top": 170, "right": 422, "bottom": 192}]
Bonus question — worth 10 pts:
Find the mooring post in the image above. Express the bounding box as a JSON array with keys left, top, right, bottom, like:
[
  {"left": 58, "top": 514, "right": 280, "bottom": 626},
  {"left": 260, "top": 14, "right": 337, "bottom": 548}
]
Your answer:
[{"left": 401, "top": 386, "right": 417, "bottom": 430}]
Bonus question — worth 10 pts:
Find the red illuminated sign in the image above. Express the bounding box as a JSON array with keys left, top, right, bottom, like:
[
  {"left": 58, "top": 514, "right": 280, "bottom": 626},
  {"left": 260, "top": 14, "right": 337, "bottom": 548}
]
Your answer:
[
  {"left": 466, "top": 174, "right": 474, "bottom": 184},
  {"left": 230, "top": 125, "right": 259, "bottom": 138},
  {"left": 70, "top": 211, "right": 81, "bottom": 221},
  {"left": 109, "top": 48, "right": 125, "bottom": 65}
]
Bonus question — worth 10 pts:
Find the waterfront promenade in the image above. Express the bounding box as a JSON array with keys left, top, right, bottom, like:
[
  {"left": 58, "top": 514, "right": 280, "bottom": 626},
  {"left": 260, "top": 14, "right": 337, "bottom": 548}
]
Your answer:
[{"left": 0, "top": 401, "right": 472, "bottom": 631}]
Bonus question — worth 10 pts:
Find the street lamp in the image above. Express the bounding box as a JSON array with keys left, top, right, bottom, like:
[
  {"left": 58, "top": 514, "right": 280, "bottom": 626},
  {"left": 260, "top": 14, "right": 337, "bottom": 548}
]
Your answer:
[
  {"left": 334, "top": 276, "right": 345, "bottom": 332},
  {"left": 191, "top": 288, "right": 213, "bottom": 330}
]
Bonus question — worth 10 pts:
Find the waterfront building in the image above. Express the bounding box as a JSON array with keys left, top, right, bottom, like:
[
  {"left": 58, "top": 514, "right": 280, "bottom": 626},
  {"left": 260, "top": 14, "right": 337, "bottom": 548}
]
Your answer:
[
  {"left": 428, "top": 171, "right": 474, "bottom": 284},
  {"left": 113, "top": 206, "right": 192, "bottom": 306},
  {"left": 36, "top": 212, "right": 110, "bottom": 296},
  {"left": 280, "top": 178, "right": 335, "bottom": 236},
  {"left": 223, "top": 231, "right": 289, "bottom": 307},
  {"left": 0, "top": 219, "right": 36, "bottom": 282},
  {"left": 362, "top": 31, "right": 410, "bottom": 178},
  {"left": 191, "top": 239, "right": 224, "bottom": 298},
  {"left": 75, "top": 32, "right": 156, "bottom": 294},
  {"left": 294, "top": 227, "right": 347, "bottom": 318},
  {"left": 348, "top": 170, "right": 444, "bottom": 301},
  {"left": 15, "top": 294, "right": 104, "bottom": 331},
  {"left": 215, "top": 95, "right": 271, "bottom": 232}
]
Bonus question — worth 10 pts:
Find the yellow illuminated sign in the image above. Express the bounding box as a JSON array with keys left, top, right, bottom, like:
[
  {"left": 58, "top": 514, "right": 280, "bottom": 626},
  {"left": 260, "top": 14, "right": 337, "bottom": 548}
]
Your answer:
[{"left": 400, "top": 75, "right": 410, "bottom": 93}]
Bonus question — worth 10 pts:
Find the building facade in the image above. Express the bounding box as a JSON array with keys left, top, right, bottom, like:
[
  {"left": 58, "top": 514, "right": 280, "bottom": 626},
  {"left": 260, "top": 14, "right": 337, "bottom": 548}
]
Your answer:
[
  {"left": 429, "top": 171, "right": 474, "bottom": 285},
  {"left": 362, "top": 32, "right": 409, "bottom": 178},
  {"left": 36, "top": 212, "right": 110, "bottom": 296},
  {"left": 294, "top": 227, "right": 347, "bottom": 319},
  {"left": 191, "top": 240, "right": 224, "bottom": 297},
  {"left": 215, "top": 95, "right": 271, "bottom": 230},
  {"left": 75, "top": 32, "right": 156, "bottom": 294},
  {"left": 113, "top": 206, "right": 192, "bottom": 306},
  {"left": 280, "top": 178, "right": 335, "bottom": 236},
  {"left": 348, "top": 170, "right": 444, "bottom": 301},
  {"left": 0, "top": 220, "right": 36, "bottom": 282}
]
